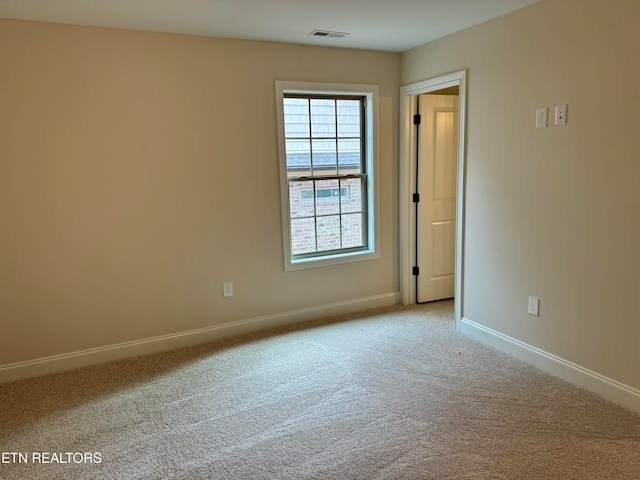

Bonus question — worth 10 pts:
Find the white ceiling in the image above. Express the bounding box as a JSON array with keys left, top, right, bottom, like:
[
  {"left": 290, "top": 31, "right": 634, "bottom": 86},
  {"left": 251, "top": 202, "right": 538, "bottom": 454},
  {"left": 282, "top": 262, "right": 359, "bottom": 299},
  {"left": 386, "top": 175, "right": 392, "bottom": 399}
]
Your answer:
[{"left": 0, "top": 0, "right": 540, "bottom": 52}]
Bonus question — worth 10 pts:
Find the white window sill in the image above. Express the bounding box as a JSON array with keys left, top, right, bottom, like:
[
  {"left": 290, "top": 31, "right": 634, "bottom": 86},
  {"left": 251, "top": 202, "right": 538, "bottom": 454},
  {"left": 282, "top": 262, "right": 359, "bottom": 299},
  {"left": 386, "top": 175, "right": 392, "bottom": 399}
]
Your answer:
[{"left": 285, "top": 248, "right": 380, "bottom": 271}]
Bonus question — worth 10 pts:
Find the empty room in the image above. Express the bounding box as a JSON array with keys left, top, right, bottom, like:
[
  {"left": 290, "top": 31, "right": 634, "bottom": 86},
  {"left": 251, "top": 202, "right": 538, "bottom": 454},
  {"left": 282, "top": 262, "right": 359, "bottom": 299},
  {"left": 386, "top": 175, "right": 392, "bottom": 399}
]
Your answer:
[{"left": 1, "top": 0, "right": 639, "bottom": 478}]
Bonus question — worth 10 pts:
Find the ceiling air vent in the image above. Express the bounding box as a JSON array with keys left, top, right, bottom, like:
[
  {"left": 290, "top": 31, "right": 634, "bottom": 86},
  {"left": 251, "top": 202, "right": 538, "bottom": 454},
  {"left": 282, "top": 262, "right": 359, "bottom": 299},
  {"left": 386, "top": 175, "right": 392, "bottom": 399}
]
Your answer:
[{"left": 308, "top": 30, "right": 349, "bottom": 39}]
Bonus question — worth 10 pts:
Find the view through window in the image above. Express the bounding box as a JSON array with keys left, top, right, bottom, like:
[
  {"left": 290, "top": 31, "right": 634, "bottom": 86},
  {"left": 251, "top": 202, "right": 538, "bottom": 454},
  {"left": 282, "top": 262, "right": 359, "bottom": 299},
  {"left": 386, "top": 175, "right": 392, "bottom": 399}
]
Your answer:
[{"left": 283, "top": 95, "right": 367, "bottom": 257}]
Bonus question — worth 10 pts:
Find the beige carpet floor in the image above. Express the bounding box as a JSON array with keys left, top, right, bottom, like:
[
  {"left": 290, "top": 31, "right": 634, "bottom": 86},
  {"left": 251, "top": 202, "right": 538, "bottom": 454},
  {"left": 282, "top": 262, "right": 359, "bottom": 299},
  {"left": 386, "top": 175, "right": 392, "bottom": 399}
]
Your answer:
[{"left": 1, "top": 300, "right": 639, "bottom": 479}]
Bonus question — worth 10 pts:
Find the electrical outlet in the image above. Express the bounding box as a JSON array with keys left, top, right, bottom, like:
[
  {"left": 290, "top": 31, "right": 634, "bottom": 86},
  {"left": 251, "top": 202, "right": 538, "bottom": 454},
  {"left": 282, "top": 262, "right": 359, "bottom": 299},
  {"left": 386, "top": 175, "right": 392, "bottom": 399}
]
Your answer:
[
  {"left": 535, "top": 107, "right": 548, "bottom": 128},
  {"left": 555, "top": 104, "right": 567, "bottom": 125},
  {"left": 528, "top": 296, "right": 539, "bottom": 316},
  {"left": 223, "top": 282, "right": 233, "bottom": 297}
]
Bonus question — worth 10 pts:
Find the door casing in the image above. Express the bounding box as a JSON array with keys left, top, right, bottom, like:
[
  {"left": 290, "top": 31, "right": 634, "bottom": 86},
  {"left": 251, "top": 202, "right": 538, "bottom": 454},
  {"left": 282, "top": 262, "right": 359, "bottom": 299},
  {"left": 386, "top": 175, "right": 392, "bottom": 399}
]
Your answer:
[{"left": 399, "top": 70, "right": 467, "bottom": 330}]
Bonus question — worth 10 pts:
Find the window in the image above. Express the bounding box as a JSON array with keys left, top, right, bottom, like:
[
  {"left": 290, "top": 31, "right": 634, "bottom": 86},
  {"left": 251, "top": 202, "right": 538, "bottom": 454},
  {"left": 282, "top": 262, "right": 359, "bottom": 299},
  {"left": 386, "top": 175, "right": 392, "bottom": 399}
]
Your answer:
[
  {"left": 301, "top": 187, "right": 349, "bottom": 200},
  {"left": 276, "top": 82, "right": 379, "bottom": 270}
]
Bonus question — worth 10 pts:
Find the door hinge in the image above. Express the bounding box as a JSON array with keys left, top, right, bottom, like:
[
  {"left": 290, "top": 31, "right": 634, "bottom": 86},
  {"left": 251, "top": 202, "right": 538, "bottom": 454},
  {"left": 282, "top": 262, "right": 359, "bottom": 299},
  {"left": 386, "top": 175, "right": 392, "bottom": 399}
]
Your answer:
[
  {"left": 412, "top": 193, "right": 420, "bottom": 203},
  {"left": 413, "top": 114, "right": 421, "bottom": 125},
  {"left": 412, "top": 266, "right": 420, "bottom": 276}
]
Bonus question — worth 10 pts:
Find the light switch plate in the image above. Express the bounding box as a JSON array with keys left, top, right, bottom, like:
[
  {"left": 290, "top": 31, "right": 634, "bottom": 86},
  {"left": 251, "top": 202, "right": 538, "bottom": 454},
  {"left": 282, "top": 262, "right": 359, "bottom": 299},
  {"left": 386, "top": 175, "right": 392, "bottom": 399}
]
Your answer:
[
  {"left": 528, "top": 296, "right": 539, "bottom": 316},
  {"left": 536, "top": 107, "right": 548, "bottom": 128}
]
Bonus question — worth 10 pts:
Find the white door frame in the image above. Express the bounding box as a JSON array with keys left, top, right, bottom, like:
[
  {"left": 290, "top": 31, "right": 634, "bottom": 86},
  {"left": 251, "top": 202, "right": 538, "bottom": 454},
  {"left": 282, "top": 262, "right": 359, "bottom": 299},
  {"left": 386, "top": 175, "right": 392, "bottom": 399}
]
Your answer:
[{"left": 399, "top": 70, "right": 467, "bottom": 330}]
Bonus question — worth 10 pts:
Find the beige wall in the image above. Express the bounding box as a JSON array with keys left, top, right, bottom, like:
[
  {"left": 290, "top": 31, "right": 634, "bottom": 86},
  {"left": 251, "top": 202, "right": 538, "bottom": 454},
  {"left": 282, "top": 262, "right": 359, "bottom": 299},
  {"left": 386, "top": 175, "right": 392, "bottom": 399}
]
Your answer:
[
  {"left": 403, "top": 0, "right": 640, "bottom": 390},
  {"left": 0, "top": 19, "right": 400, "bottom": 366}
]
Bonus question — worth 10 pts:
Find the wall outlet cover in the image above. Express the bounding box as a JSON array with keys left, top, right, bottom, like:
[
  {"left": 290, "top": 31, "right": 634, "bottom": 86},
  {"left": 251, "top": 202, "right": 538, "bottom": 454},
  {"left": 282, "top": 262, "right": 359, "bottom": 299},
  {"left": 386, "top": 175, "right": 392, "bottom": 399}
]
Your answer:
[
  {"left": 528, "top": 296, "right": 539, "bottom": 316},
  {"left": 536, "top": 107, "right": 548, "bottom": 128},
  {"left": 555, "top": 104, "right": 567, "bottom": 125}
]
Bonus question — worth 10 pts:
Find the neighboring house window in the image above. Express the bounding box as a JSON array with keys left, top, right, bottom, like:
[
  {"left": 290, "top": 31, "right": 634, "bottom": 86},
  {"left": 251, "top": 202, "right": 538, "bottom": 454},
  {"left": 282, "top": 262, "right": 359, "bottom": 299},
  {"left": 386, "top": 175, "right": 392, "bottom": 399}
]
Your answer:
[{"left": 276, "top": 82, "right": 379, "bottom": 271}]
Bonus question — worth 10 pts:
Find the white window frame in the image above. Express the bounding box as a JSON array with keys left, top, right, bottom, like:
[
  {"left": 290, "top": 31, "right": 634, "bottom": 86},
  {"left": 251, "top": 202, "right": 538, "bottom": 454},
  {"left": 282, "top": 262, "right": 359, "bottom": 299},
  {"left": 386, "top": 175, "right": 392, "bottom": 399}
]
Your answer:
[{"left": 276, "top": 81, "right": 380, "bottom": 271}]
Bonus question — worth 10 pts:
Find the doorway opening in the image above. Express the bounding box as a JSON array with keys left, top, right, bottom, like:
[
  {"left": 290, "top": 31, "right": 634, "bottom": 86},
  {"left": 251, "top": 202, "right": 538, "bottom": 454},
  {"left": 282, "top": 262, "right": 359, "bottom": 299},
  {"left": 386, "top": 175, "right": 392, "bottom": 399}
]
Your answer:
[{"left": 399, "top": 71, "right": 467, "bottom": 330}]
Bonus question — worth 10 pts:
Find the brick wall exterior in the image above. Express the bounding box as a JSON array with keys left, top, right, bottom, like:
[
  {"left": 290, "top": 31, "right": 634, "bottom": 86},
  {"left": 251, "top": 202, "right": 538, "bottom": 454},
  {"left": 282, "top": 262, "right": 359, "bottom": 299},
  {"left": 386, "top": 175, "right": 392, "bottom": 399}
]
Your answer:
[{"left": 289, "top": 178, "right": 364, "bottom": 255}]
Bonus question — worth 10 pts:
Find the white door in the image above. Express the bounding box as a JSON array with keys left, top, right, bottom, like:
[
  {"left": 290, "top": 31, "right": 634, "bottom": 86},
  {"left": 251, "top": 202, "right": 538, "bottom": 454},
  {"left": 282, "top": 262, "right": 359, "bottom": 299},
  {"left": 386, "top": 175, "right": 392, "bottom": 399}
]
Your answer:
[{"left": 417, "top": 94, "right": 459, "bottom": 303}]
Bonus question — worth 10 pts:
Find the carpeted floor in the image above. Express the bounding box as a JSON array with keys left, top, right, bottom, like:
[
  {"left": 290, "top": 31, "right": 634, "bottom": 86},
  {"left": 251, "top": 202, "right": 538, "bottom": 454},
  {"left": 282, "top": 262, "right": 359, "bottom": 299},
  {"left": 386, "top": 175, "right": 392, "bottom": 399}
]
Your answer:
[{"left": 1, "top": 300, "right": 639, "bottom": 479}]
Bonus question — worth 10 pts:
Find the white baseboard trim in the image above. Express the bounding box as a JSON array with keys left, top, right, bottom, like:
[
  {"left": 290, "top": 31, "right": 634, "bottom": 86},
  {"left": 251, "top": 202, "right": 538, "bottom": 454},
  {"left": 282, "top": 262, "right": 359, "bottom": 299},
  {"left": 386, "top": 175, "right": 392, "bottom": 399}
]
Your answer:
[
  {"left": 461, "top": 317, "right": 640, "bottom": 415},
  {"left": 0, "top": 292, "right": 400, "bottom": 384}
]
